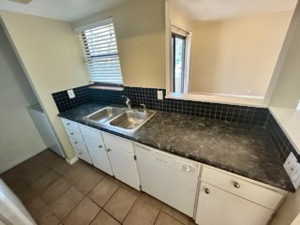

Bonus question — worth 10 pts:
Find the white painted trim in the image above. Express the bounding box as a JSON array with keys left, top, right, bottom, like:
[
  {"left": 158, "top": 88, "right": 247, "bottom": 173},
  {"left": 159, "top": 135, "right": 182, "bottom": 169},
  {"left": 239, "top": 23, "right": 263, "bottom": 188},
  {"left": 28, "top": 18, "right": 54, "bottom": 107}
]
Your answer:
[
  {"left": 165, "top": 93, "right": 266, "bottom": 107},
  {"left": 66, "top": 156, "right": 79, "bottom": 165},
  {"left": 183, "top": 32, "right": 192, "bottom": 94},
  {"left": 165, "top": 0, "right": 172, "bottom": 94}
]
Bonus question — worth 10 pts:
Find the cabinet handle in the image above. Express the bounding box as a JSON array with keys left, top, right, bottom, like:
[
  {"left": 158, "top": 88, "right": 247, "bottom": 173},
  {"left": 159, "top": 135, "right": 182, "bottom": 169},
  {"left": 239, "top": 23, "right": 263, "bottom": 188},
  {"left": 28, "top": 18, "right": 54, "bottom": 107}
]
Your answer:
[
  {"left": 204, "top": 187, "right": 210, "bottom": 194},
  {"left": 107, "top": 148, "right": 112, "bottom": 152},
  {"left": 233, "top": 181, "right": 240, "bottom": 189},
  {"left": 74, "top": 141, "right": 78, "bottom": 144},
  {"left": 98, "top": 145, "right": 103, "bottom": 148},
  {"left": 70, "top": 132, "right": 74, "bottom": 135},
  {"left": 66, "top": 123, "right": 70, "bottom": 125}
]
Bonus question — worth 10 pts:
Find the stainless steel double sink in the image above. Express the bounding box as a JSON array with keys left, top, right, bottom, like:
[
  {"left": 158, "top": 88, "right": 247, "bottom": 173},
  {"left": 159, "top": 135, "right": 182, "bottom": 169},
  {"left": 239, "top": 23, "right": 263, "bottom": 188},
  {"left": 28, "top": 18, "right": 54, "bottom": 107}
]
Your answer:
[{"left": 83, "top": 106, "right": 156, "bottom": 133}]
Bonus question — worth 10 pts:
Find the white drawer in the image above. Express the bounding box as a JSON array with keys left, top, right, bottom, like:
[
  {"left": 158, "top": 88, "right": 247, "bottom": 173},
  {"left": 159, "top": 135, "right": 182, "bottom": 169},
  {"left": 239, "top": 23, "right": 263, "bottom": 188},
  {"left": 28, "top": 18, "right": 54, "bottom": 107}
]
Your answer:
[
  {"left": 61, "top": 119, "right": 82, "bottom": 138},
  {"left": 201, "top": 166, "right": 285, "bottom": 210},
  {"left": 61, "top": 118, "right": 77, "bottom": 129}
]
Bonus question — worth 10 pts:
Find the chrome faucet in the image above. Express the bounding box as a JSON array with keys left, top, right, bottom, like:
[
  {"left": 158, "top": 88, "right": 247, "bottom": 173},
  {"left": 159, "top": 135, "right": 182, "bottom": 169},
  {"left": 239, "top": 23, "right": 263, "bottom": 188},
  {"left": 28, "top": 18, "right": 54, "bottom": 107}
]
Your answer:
[{"left": 122, "top": 95, "right": 132, "bottom": 111}]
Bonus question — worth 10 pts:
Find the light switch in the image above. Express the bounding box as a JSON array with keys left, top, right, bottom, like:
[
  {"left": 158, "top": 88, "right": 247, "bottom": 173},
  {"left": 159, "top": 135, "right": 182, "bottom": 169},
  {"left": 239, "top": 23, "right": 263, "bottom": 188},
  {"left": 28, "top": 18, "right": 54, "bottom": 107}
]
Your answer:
[
  {"left": 67, "top": 89, "right": 76, "bottom": 99},
  {"left": 157, "top": 90, "right": 164, "bottom": 100}
]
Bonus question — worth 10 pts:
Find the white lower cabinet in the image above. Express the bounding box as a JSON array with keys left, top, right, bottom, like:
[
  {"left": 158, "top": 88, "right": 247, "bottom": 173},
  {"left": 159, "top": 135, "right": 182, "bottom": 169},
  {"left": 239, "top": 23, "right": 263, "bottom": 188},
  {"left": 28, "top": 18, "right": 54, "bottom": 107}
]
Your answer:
[
  {"left": 135, "top": 143, "right": 201, "bottom": 217},
  {"left": 196, "top": 183, "right": 273, "bottom": 225},
  {"left": 79, "top": 125, "right": 113, "bottom": 176},
  {"left": 195, "top": 166, "right": 286, "bottom": 225},
  {"left": 102, "top": 132, "right": 140, "bottom": 190},
  {"left": 60, "top": 120, "right": 287, "bottom": 225}
]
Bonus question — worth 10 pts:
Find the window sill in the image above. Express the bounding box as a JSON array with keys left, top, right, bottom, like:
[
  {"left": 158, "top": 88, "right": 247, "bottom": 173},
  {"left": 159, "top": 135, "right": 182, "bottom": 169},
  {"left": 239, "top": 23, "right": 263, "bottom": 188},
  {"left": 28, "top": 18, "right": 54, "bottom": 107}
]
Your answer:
[
  {"left": 88, "top": 85, "right": 124, "bottom": 91},
  {"left": 165, "top": 93, "right": 266, "bottom": 108}
]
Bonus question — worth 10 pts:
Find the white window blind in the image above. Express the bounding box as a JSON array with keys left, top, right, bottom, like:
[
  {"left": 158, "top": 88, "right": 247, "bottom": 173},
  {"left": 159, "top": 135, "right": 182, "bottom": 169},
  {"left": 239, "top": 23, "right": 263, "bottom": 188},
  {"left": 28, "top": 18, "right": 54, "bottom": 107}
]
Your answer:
[{"left": 81, "top": 21, "right": 123, "bottom": 84}]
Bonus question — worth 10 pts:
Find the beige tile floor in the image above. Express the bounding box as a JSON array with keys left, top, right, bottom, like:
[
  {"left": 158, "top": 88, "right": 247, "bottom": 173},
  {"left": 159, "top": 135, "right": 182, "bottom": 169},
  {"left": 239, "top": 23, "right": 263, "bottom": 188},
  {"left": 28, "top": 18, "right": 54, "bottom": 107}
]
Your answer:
[{"left": 1, "top": 150, "right": 197, "bottom": 225}]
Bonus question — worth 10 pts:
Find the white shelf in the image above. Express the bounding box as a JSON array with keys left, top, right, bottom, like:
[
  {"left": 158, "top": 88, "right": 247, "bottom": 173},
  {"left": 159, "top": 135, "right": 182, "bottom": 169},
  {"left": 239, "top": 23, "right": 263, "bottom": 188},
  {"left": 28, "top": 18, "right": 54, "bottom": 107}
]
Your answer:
[{"left": 165, "top": 93, "right": 266, "bottom": 108}]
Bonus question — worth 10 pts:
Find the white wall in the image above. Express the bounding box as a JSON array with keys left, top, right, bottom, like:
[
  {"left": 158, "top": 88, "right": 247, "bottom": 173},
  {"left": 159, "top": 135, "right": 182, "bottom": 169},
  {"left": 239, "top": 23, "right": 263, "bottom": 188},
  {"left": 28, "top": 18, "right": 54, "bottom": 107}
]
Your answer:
[
  {"left": 0, "top": 24, "right": 45, "bottom": 173},
  {"left": 269, "top": 5, "right": 300, "bottom": 108},
  {"left": 189, "top": 11, "right": 293, "bottom": 97},
  {"left": 0, "top": 11, "right": 90, "bottom": 160}
]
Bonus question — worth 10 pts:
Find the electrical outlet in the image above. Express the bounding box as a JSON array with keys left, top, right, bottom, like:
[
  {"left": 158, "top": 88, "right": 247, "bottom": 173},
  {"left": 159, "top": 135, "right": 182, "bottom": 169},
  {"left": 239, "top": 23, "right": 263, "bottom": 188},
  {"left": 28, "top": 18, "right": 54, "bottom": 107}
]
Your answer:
[
  {"left": 67, "top": 89, "right": 76, "bottom": 99},
  {"left": 284, "top": 152, "right": 300, "bottom": 189},
  {"left": 157, "top": 90, "right": 164, "bottom": 100}
]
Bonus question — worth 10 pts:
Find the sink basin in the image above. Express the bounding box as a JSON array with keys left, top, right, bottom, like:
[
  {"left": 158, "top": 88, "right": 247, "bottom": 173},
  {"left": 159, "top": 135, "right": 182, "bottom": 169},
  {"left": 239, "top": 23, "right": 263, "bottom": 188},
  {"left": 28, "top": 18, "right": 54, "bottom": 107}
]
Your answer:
[
  {"left": 84, "top": 107, "right": 124, "bottom": 124},
  {"left": 109, "top": 110, "right": 156, "bottom": 133}
]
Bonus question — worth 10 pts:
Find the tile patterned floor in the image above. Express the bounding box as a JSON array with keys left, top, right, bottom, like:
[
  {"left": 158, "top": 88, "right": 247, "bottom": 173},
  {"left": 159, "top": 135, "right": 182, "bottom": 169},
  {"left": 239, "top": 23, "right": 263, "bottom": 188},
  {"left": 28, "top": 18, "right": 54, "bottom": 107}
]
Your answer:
[{"left": 1, "top": 150, "right": 197, "bottom": 225}]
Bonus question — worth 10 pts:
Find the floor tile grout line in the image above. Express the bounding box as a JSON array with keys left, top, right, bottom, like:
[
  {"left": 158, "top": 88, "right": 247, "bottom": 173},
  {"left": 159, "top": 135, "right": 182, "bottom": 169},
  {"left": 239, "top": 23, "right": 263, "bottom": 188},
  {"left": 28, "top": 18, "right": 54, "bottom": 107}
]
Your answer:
[
  {"left": 58, "top": 192, "right": 88, "bottom": 224},
  {"left": 102, "top": 208, "right": 124, "bottom": 224},
  {"left": 32, "top": 168, "right": 62, "bottom": 195},
  {"left": 159, "top": 210, "right": 187, "bottom": 225},
  {"left": 153, "top": 209, "right": 162, "bottom": 225},
  {"left": 119, "top": 189, "right": 143, "bottom": 224},
  {"left": 88, "top": 182, "right": 120, "bottom": 210},
  {"left": 59, "top": 170, "right": 105, "bottom": 223},
  {"left": 88, "top": 208, "right": 103, "bottom": 225},
  {"left": 58, "top": 171, "right": 113, "bottom": 224}
]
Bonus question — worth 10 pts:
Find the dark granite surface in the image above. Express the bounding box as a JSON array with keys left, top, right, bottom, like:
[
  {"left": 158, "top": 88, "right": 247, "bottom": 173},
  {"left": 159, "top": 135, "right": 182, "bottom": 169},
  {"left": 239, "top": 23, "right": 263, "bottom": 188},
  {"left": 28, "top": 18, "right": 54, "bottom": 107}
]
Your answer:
[{"left": 58, "top": 103, "right": 294, "bottom": 192}]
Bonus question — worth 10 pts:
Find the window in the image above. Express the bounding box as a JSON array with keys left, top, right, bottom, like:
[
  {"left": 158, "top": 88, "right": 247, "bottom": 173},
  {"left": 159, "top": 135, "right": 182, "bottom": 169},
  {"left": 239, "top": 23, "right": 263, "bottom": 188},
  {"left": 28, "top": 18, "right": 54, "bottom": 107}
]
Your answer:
[
  {"left": 172, "top": 33, "right": 187, "bottom": 93},
  {"left": 81, "top": 19, "right": 123, "bottom": 84},
  {"left": 170, "top": 25, "right": 191, "bottom": 94}
]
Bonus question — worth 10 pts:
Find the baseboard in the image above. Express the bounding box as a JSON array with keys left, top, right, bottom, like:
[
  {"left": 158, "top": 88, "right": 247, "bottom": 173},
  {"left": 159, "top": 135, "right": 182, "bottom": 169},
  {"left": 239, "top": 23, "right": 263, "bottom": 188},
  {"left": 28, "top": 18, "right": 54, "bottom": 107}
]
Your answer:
[{"left": 66, "top": 156, "right": 79, "bottom": 165}]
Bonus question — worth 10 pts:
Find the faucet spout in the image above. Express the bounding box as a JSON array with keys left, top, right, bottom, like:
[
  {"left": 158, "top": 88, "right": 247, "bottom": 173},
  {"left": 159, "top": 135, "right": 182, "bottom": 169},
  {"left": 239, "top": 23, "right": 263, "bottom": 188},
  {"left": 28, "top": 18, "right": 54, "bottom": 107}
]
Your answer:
[{"left": 122, "top": 95, "right": 132, "bottom": 111}]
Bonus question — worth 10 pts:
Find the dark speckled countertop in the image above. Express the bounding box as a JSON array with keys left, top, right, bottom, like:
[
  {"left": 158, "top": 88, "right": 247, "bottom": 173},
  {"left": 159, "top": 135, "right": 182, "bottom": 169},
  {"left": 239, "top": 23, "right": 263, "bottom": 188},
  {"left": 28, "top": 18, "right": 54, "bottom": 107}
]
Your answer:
[{"left": 58, "top": 103, "right": 294, "bottom": 192}]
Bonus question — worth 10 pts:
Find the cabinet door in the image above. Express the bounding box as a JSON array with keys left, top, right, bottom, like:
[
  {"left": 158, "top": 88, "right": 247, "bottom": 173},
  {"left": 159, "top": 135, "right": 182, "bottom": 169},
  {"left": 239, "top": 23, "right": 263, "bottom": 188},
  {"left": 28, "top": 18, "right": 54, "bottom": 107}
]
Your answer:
[
  {"left": 102, "top": 132, "right": 140, "bottom": 190},
  {"left": 196, "top": 183, "right": 273, "bottom": 225},
  {"left": 135, "top": 144, "right": 200, "bottom": 217},
  {"left": 79, "top": 125, "right": 113, "bottom": 176}
]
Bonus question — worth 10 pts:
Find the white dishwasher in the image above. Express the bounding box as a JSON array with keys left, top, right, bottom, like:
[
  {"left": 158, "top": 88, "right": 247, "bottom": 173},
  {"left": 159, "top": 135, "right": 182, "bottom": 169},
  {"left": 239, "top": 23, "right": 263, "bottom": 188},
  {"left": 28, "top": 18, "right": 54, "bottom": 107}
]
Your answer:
[{"left": 135, "top": 143, "right": 201, "bottom": 217}]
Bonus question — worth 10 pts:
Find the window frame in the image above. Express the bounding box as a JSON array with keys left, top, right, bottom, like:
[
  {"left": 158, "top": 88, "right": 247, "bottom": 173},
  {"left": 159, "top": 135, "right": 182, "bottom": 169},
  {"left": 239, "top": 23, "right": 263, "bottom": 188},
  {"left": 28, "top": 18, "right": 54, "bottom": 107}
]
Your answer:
[
  {"left": 169, "top": 26, "right": 191, "bottom": 94},
  {"left": 171, "top": 32, "right": 187, "bottom": 93},
  {"left": 77, "top": 18, "right": 124, "bottom": 86}
]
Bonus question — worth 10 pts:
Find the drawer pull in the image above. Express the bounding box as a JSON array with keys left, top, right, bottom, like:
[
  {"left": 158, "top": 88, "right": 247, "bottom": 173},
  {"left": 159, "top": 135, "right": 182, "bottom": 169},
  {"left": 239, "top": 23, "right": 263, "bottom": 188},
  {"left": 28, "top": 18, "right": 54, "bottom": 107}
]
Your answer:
[
  {"left": 204, "top": 187, "right": 210, "bottom": 194},
  {"left": 74, "top": 141, "right": 78, "bottom": 144},
  {"left": 70, "top": 132, "right": 74, "bottom": 135},
  {"left": 98, "top": 145, "right": 103, "bottom": 148},
  {"left": 233, "top": 181, "right": 240, "bottom": 189},
  {"left": 66, "top": 123, "right": 70, "bottom": 125}
]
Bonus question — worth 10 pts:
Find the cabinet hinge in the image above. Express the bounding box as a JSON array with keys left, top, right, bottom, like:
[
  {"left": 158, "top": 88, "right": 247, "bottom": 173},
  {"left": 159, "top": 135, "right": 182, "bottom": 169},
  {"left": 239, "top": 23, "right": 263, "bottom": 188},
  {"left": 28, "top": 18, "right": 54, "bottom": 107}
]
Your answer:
[{"left": 134, "top": 155, "right": 137, "bottom": 161}]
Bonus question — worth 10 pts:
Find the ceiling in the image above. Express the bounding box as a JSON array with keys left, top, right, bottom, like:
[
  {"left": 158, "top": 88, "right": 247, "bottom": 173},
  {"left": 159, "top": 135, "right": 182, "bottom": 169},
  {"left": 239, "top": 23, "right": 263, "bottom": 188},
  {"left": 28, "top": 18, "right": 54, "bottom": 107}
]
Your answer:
[
  {"left": 172, "top": 0, "right": 298, "bottom": 21},
  {"left": 0, "top": 0, "right": 127, "bottom": 22}
]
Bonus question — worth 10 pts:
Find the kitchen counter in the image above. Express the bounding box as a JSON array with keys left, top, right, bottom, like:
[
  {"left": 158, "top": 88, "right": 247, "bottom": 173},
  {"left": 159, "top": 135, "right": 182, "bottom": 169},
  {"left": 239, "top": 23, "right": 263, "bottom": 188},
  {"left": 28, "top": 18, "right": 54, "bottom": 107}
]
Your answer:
[{"left": 58, "top": 103, "right": 294, "bottom": 192}]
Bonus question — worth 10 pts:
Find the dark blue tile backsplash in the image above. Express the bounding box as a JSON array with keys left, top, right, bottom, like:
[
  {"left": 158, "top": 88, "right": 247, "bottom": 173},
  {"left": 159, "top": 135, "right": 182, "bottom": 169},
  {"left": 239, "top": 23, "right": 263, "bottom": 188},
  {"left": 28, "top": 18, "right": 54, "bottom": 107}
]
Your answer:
[
  {"left": 52, "top": 85, "right": 268, "bottom": 127},
  {"left": 52, "top": 84, "right": 297, "bottom": 161}
]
